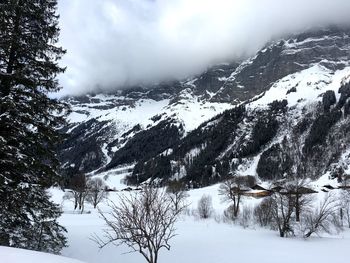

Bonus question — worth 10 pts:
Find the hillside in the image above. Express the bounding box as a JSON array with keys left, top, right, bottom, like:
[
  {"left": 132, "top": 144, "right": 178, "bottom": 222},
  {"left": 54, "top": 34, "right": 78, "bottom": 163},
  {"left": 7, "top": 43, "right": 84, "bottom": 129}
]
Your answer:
[{"left": 59, "top": 27, "right": 350, "bottom": 187}]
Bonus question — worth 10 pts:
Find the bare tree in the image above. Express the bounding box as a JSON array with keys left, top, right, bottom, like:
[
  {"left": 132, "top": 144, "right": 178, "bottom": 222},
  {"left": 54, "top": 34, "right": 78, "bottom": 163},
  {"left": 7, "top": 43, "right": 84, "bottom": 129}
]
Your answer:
[
  {"left": 303, "top": 193, "right": 342, "bottom": 238},
  {"left": 94, "top": 186, "right": 182, "bottom": 263},
  {"left": 166, "top": 180, "right": 189, "bottom": 212},
  {"left": 218, "top": 176, "right": 255, "bottom": 217},
  {"left": 197, "top": 194, "right": 213, "bottom": 219},
  {"left": 270, "top": 192, "right": 295, "bottom": 237},
  {"left": 283, "top": 178, "right": 314, "bottom": 222},
  {"left": 87, "top": 178, "right": 108, "bottom": 209},
  {"left": 279, "top": 133, "right": 317, "bottom": 222},
  {"left": 64, "top": 173, "right": 90, "bottom": 213}
]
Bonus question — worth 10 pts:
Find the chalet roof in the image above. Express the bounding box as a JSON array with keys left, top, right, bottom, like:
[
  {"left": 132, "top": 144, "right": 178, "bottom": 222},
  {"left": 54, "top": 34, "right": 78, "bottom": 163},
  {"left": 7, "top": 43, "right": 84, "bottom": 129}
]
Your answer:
[
  {"left": 270, "top": 186, "right": 284, "bottom": 192},
  {"left": 296, "top": 187, "right": 318, "bottom": 194},
  {"left": 281, "top": 186, "right": 318, "bottom": 195},
  {"left": 251, "top": 184, "right": 267, "bottom": 191},
  {"left": 323, "top": 184, "right": 335, "bottom": 190}
]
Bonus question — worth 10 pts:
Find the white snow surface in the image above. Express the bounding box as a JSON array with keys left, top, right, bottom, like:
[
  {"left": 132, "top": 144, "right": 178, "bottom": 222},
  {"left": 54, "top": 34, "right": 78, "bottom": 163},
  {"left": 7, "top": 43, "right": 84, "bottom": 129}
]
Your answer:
[
  {"left": 250, "top": 64, "right": 350, "bottom": 109},
  {"left": 0, "top": 246, "right": 86, "bottom": 263},
  {"left": 162, "top": 89, "right": 232, "bottom": 132},
  {"left": 67, "top": 90, "right": 232, "bottom": 135}
]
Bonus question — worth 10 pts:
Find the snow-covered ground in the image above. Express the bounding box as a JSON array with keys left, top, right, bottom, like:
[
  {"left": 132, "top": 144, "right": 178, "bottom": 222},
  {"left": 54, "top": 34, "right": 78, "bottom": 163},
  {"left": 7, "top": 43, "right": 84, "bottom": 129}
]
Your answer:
[
  {"left": 0, "top": 246, "right": 85, "bottom": 263},
  {"left": 60, "top": 212, "right": 350, "bottom": 263},
  {"left": 48, "top": 171, "right": 350, "bottom": 263}
]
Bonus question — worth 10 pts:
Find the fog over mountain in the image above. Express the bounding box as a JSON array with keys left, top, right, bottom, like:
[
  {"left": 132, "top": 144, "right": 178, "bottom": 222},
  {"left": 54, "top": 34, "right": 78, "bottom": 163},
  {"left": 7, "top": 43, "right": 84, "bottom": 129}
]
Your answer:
[{"left": 58, "top": 0, "right": 350, "bottom": 96}]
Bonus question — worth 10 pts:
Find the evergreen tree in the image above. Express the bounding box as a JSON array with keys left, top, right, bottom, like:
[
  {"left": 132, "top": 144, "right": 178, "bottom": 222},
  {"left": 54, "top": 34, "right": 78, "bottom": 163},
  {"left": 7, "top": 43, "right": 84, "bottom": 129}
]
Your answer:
[{"left": 0, "top": 0, "right": 67, "bottom": 253}]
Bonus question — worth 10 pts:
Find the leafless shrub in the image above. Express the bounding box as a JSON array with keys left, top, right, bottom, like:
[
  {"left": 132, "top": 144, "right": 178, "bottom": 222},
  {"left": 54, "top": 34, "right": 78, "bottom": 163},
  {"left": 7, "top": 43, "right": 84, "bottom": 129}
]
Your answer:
[
  {"left": 223, "top": 204, "right": 237, "bottom": 223},
  {"left": 303, "top": 193, "right": 342, "bottom": 238},
  {"left": 214, "top": 213, "right": 223, "bottom": 224},
  {"left": 86, "top": 178, "right": 108, "bottom": 208},
  {"left": 197, "top": 194, "right": 213, "bottom": 219},
  {"left": 93, "top": 186, "right": 182, "bottom": 263},
  {"left": 254, "top": 198, "right": 274, "bottom": 227},
  {"left": 183, "top": 207, "right": 192, "bottom": 217},
  {"left": 238, "top": 205, "right": 254, "bottom": 229},
  {"left": 223, "top": 204, "right": 253, "bottom": 228},
  {"left": 166, "top": 180, "right": 189, "bottom": 212}
]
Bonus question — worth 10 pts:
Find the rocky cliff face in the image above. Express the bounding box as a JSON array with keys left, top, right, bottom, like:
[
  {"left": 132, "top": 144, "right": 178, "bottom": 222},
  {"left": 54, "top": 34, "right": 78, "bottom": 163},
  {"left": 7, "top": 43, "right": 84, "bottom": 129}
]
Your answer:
[{"left": 59, "top": 27, "right": 350, "bottom": 186}]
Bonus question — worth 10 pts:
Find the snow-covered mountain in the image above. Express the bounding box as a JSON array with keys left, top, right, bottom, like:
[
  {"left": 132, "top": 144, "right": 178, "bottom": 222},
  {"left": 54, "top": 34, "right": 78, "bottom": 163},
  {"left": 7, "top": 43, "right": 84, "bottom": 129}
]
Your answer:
[{"left": 59, "top": 27, "right": 350, "bottom": 187}]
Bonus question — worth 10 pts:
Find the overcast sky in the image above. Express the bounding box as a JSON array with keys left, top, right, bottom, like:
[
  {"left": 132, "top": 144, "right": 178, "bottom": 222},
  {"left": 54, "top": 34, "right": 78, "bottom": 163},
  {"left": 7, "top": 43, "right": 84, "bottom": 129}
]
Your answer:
[{"left": 57, "top": 0, "right": 350, "bottom": 96}]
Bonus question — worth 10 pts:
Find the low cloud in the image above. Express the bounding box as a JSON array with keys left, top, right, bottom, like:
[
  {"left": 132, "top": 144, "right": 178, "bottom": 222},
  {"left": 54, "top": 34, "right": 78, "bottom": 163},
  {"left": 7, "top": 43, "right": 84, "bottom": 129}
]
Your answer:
[{"left": 57, "top": 0, "right": 350, "bottom": 96}]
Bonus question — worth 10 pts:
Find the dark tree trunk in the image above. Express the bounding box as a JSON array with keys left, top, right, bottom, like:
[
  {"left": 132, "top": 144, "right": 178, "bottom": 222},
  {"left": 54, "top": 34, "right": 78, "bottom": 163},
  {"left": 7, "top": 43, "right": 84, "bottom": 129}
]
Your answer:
[{"left": 295, "top": 194, "right": 300, "bottom": 222}]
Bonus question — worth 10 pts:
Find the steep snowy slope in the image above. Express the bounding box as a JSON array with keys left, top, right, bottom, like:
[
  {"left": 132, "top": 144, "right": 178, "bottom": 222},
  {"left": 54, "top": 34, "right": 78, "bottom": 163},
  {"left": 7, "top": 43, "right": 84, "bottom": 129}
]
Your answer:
[
  {"left": 60, "top": 88, "right": 233, "bottom": 176},
  {"left": 59, "top": 27, "right": 350, "bottom": 186},
  {"left": 129, "top": 64, "right": 350, "bottom": 186}
]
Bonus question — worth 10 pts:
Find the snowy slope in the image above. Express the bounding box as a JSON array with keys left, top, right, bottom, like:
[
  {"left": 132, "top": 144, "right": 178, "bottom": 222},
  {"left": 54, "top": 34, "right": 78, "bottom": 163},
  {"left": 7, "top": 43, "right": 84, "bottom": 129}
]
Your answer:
[
  {"left": 249, "top": 65, "right": 350, "bottom": 109},
  {"left": 0, "top": 246, "right": 86, "bottom": 263},
  {"left": 232, "top": 64, "right": 350, "bottom": 176},
  {"left": 60, "top": 87, "right": 233, "bottom": 175},
  {"left": 67, "top": 91, "right": 232, "bottom": 135}
]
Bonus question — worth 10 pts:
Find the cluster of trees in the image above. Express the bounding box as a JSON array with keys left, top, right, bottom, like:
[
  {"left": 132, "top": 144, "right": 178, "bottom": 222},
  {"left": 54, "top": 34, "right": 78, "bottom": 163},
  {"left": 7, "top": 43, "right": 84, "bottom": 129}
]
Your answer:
[
  {"left": 304, "top": 109, "right": 342, "bottom": 154},
  {"left": 238, "top": 113, "right": 279, "bottom": 157},
  {"left": 195, "top": 175, "right": 350, "bottom": 239},
  {"left": 0, "top": 0, "right": 67, "bottom": 254},
  {"left": 253, "top": 188, "right": 343, "bottom": 238},
  {"left": 59, "top": 119, "right": 111, "bottom": 176},
  {"left": 131, "top": 155, "right": 172, "bottom": 185},
  {"left": 64, "top": 174, "right": 108, "bottom": 213},
  {"left": 108, "top": 119, "right": 182, "bottom": 171}
]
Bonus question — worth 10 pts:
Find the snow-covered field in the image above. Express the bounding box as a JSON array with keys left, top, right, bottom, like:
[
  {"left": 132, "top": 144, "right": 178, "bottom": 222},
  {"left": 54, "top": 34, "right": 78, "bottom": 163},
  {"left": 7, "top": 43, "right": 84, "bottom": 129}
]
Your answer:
[
  {"left": 48, "top": 171, "right": 350, "bottom": 263},
  {"left": 60, "top": 213, "right": 350, "bottom": 263}
]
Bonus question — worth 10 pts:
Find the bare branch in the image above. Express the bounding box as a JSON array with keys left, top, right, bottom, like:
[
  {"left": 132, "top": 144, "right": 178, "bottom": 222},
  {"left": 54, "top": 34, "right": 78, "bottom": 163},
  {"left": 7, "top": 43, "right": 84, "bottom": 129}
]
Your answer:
[
  {"left": 93, "top": 186, "right": 182, "bottom": 263},
  {"left": 303, "top": 193, "right": 342, "bottom": 238}
]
